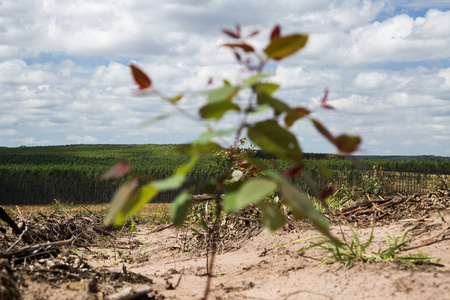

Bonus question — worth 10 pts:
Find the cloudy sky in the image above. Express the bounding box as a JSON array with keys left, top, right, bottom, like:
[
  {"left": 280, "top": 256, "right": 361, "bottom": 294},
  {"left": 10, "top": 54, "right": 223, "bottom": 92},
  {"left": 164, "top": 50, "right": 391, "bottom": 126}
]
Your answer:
[{"left": 1, "top": 0, "right": 449, "bottom": 156}]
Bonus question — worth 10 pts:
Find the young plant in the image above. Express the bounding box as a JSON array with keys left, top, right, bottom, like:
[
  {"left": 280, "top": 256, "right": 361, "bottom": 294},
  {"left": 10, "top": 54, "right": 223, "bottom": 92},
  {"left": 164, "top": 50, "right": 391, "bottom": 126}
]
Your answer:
[
  {"left": 293, "top": 223, "right": 437, "bottom": 268},
  {"left": 102, "top": 24, "right": 362, "bottom": 298}
]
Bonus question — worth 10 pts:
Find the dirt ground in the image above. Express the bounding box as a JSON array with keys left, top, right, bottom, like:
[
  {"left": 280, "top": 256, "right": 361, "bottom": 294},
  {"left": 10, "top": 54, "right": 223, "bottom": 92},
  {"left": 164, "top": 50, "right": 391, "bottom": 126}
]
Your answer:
[{"left": 1, "top": 191, "right": 450, "bottom": 300}]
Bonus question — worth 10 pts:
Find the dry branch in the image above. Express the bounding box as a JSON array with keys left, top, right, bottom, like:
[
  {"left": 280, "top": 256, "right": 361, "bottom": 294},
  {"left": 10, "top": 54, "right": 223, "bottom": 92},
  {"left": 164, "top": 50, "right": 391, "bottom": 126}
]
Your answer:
[
  {"left": 0, "top": 236, "right": 75, "bottom": 259},
  {"left": 107, "top": 285, "right": 153, "bottom": 300},
  {"left": 0, "top": 207, "right": 22, "bottom": 234}
]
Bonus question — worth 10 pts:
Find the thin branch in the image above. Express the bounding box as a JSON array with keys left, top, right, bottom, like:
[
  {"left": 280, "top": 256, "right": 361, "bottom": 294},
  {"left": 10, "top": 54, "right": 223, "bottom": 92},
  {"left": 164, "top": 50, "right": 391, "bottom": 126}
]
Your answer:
[
  {"left": 107, "top": 285, "right": 153, "bottom": 300},
  {"left": 173, "top": 267, "right": 185, "bottom": 289},
  {"left": 0, "top": 236, "right": 76, "bottom": 259},
  {"left": 0, "top": 207, "right": 22, "bottom": 234},
  {"left": 7, "top": 213, "right": 32, "bottom": 252}
]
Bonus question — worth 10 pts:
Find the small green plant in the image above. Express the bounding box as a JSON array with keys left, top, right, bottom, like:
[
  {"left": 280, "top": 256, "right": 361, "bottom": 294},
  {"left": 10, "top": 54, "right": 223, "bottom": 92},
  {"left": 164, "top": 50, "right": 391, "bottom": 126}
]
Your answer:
[
  {"left": 319, "top": 183, "right": 361, "bottom": 211},
  {"left": 128, "top": 221, "right": 136, "bottom": 235},
  {"left": 362, "top": 165, "right": 389, "bottom": 196},
  {"left": 290, "top": 222, "right": 437, "bottom": 268}
]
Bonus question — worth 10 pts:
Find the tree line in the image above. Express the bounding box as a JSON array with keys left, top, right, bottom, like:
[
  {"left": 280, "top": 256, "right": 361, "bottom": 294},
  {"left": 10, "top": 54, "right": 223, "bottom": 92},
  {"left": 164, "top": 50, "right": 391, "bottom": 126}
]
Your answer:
[{"left": 0, "top": 145, "right": 448, "bottom": 205}]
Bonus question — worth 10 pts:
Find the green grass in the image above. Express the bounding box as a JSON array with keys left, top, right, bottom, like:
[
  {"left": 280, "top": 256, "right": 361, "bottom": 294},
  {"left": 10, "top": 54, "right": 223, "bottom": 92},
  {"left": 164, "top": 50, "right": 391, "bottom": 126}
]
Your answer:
[{"left": 278, "top": 222, "right": 439, "bottom": 268}]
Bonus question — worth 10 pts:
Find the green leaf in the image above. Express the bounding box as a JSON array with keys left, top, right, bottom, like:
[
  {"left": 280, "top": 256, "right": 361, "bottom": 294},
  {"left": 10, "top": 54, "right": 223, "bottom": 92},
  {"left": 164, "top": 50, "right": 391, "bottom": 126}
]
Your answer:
[
  {"left": 163, "top": 94, "right": 183, "bottom": 103},
  {"left": 140, "top": 112, "right": 177, "bottom": 127},
  {"left": 199, "top": 100, "right": 240, "bottom": 120},
  {"left": 195, "top": 129, "right": 236, "bottom": 145},
  {"left": 334, "top": 134, "right": 361, "bottom": 153},
  {"left": 247, "top": 120, "right": 303, "bottom": 162},
  {"left": 177, "top": 142, "right": 222, "bottom": 154},
  {"left": 280, "top": 181, "right": 339, "bottom": 244},
  {"left": 170, "top": 190, "right": 192, "bottom": 226},
  {"left": 256, "top": 91, "right": 295, "bottom": 116},
  {"left": 241, "top": 73, "right": 270, "bottom": 88},
  {"left": 311, "top": 118, "right": 334, "bottom": 144},
  {"left": 223, "top": 178, "right": 277, "bottom": 213},
  {"left": 264, "top": 34, "right": 308, "bottom": 60},
  {"left": 284, "top": 107, "right": 310, "bottom": 127},
  {"left": 152, "top": 155, "right": 198, "bottom": 191},
  {"left": 204, "top": 85, "right": 236, "bottom": 103},
  {"left": 258, "top": 203, "right": 286, "bottom": 232},
  {"left": 253, "top": 82, "right": 280, "bottom": 95},
  {"left": 113, "top": 184, "right": 158, "bottom": 225},
  {"left": 104, "top": 179, "right": 139, "bottom": 226}
]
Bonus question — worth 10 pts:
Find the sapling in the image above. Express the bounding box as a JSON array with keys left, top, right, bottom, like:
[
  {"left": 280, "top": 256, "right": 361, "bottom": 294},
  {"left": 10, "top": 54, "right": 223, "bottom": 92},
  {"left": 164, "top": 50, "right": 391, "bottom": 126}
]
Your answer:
[{"left": 103, "top": 24, "right": 361, "bottom": 299}]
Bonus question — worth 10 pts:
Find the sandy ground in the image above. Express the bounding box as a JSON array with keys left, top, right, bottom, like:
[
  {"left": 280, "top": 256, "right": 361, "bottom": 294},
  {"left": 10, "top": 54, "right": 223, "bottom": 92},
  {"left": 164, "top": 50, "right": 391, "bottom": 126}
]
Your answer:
[
  {"left": 119, "top": 212, "right": 450, "bottom": 300},
  {"left": 7, "top": 194, "right": 449, "bottom": 300},
  {"left": 19, "top": 209, "right": 445, "bottom": 300}
]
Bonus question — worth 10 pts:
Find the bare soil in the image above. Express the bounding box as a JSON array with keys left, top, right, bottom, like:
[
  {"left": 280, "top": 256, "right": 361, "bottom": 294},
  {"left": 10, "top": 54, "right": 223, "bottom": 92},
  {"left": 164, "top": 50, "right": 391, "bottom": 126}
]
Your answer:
[{"left": 1, "top": 190, "right": 450, "bottom": 300}]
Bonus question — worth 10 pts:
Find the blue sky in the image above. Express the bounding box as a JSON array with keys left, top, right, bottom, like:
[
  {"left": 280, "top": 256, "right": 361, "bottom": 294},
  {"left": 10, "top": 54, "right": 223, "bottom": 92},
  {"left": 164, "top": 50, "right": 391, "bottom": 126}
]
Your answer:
[{"left": 0, "top": 0, "right": 449, "bottom": 156}]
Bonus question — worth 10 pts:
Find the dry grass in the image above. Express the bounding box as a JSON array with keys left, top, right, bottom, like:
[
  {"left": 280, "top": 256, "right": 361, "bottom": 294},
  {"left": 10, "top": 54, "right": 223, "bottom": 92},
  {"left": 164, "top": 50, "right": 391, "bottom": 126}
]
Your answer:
[{"left": 2, "top": 202, "right": 171, "bottom": 221}]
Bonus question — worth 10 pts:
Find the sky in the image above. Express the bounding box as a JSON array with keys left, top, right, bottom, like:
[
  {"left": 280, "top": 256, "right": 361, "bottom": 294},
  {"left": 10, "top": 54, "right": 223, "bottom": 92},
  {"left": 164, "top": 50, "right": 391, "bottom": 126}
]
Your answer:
[{"left": 0, "top": 0, "right": 449, "bottom": 156}]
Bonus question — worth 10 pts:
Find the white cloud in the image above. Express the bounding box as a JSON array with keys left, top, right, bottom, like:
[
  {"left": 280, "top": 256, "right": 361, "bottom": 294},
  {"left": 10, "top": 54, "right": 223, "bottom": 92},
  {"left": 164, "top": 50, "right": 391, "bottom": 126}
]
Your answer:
[
  {"left": 66, "top": 134, "right": 98, "bottom": 144},
  {"left": 0, "top": 1, "right": 449, "bottom": 156},
  {"left": 0, "top": 128, "right": 17, "bottom": 136}
]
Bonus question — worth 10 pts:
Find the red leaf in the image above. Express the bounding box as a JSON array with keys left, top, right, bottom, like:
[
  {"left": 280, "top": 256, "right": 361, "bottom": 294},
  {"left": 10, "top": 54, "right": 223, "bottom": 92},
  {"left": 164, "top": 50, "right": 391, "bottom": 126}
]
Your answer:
[
  {"left": 239, "top": 160, "right": 249, "bottom": 169},
  {"left": 320, "top": 89, "right": 333, "bottom": 110},
  {"left": 222, "top": 43, "right": 255, "bottom": 53},
  {"left": 270, "top": 25, "right": 281, "bottom": 41},
  {"left": 207, "top": 77, "right": 213, "bottom": 86},
  {"left": 101, "top": 160, "right": 130, "bottom": 180},
  {"left": 247, "top": 30, "right": 260, "bottom": 38},
  {"left": 320, "top": 186, "right": 336, "bottom": 201},
  {"left": 284, "top": 107, "right": 310, "bottom": 127},
  {"left": 130, "top": 64, "right": 151, "bottom": 90},
  {"left": 248, "top": 165, "right": 262, "bottom": 174},
  {"left": 222, "top": 29, "right": 240, "bottom": 39},
  {"left": 283, "top": 164, "right": 304, "bottom": 178}
]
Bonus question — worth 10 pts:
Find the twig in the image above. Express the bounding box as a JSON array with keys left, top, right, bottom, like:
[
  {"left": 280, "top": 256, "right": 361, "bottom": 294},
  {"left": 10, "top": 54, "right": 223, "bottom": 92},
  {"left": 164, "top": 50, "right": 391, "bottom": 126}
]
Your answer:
[
  {"left": 82, "top": 206, "right": 94, "bottom": 215},
  {"left": 107, "top": 285, "right": 153, "bottom": 300},
  {"left": 173, "top": 267, "right": 185, "bottom": 289},
  {"left": 0, "top": 236, "right": 76, "bottom": 259},
  {"left": 7, "top": 213, "right": 32, "bottom": 252},
  {"left": 54, "top": 198, "right": 71, "bottom": 217},
  {"left": 403, "top": 226, "right": 450, "bottom": 251},
  {"left": 0, "top": 207, "right": 22, "bottom": 234}
]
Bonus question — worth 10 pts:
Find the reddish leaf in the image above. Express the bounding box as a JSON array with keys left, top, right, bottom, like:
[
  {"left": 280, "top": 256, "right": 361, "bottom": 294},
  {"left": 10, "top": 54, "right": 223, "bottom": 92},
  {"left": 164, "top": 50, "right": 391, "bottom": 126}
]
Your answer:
[
  {"left": 320, "top": 186, "right": 336, "bottom": 201},
  {"left": 101, "top": 160, "right": 130, "bottom": 180},
  {"left": 130, "top": 64, "right": 151, "bottom": 90},
  {"left": 222, "top": 29, "right": 240, "bottom": 39},
  {"left": 270, "top": 25, "right": 281, "bottom": 41},
  {"left": 222, "top": 43, "right": 255, "bottom": 53},
  {"left": 320, "top": 89, "right": 333, "bottom": 110},
  {"left": 283, "top": 164, "right": 304, "bottom": 178},
  {"left": 311, "top": 119, "right": 334, "bottom": 144},
  {"left": 207, "top": 77, "right": 213, "bottom": 86},
  {"left": 247, "top": 30, "right": 260, "bottom": 38},
  {"left": 239, "top": 160, "right": 249, "bottom": 169},
  {"left": 248, "top": 165, "right": 262, "bottom": 174},
  {"left": 284, "top": 107, "right": 310, "bottom": 127},
  {"left": 334, "top": 134, "right": 361, "bottom": 153},
  {"left": 265, "top": 34, "right": 308, "bottom": 60}
]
